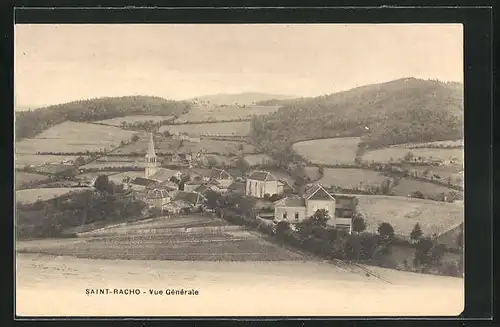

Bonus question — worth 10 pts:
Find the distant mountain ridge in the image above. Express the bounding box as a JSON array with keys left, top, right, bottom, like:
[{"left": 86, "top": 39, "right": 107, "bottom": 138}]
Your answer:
[
  {"left": 250, "top": 78, "right": 464, "bottom": 158},
  {"left": 15, "top": 96, "right": 191, "bottom": 140},
  {"left": 187, "top": 92, "right": 295, "bottom": 106}
]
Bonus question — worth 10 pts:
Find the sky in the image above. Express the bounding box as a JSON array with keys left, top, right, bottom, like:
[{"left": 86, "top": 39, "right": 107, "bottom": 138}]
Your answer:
[{"left": 14, "top": 24, "right": 463, "bottom": 109}]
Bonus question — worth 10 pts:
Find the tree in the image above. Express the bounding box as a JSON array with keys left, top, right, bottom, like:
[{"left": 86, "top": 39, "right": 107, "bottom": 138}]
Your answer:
[
  {"left": 74, "top": 156, "right": 86, "bottom": 166},
  {"left": 404, "top": 151, "right": 414, "bottom": 162},
  {"left": 275, "top": 220, "right": 291, "bottom": 238},
  {"left": 413, "top": 237, "right": 434, "bottom": 266},
  {"left": 131, "top": 134, "right": 140, "bottom": 142},
  {"left": 380, "top": 179, "right": 392, "bottom": 195},
  {"left": 410, "top": 190, "right": 425, "bottom": 199},
  {"left": 377, "top": 222, "right": 395, "bottom": 244},
  {"left": 94, "top": 175, "right": 110, "bottom": 193},
  {"left": 352, "top": 214, "right": 366, "bottom": 234},
  {"left": 311, "top": 209, "right": 329, "bottom": 227},
  {"left": 204, "top": 190, "right": 221, "bottom": 210},
  {"left": 410, "top": 223, "right": 423, "bottom": 242}
]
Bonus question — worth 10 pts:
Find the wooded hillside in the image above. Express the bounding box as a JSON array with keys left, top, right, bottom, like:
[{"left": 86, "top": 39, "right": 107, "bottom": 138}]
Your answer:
[
  {"left": 15, "top": 96, "right": 192, "bottom": 140},
  {"left": 250, "top": 78, "right": 463, "bottom": 156}
]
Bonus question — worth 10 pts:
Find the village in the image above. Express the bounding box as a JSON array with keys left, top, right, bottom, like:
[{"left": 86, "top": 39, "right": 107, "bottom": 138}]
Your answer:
[{"left": 102, "top": 132, "right": 359, "bottom": 233}]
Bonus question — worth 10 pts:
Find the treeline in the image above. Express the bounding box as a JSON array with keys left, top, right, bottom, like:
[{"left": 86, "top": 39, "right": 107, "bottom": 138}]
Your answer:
[
  {"left": 203, "top": 190, "right": 462, "bottom": 277},
  {"left": 16, "top": 175, "right": 146, "bottom": 239},
  {"left": 250, "top": 78, "right": 463, "bottom": 155},
  {"left": 15, "top": 96, "right": 192, "bottom": 140}
]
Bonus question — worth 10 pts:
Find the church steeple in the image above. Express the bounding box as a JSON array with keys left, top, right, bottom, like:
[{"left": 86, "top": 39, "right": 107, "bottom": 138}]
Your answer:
[{"left": 145, "top": 132, "right": 159, "bottom": 179}]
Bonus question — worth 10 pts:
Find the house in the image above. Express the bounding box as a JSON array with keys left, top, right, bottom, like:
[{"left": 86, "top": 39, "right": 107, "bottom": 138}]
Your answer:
[
  {"left": 127, "top": 177, "right": 158, "bottom": 191},
  {"left": 245, "top": 171, "right": 284, "bottom": 198},
  {"left": 145, "top": 188, "right": 172, "bottom": 210},
  {"left": 193, "top": 184, "right": 212, "bottom": 196},
  {"left": 183, "top": 179, "right": 208, "bottom": 192},
  {"left": 162, "top": 200, "right": 192, "bottom": 214},
  {"left": 172, "top": 191, "right": 206, "bottom": 208},
  {"left": 148, "top": 168, "right": 183, "bottom": 183},
  {"left": 274, "top": 184, "right": 357, "bottom": 232},
  {"left": 188, "top": 168, "right": 234, "bottom": 188}
]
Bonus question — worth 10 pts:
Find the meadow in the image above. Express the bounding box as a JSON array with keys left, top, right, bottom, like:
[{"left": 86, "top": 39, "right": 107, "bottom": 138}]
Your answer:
[
  {"left": 96, "top": 115, "right": 175, "bottom": 126},
  {"left": 15, "top": 172, "right": 50, "bottom": 189},
  {"left": 318, "top": 168, "right": 388, "bottom": 189},
  {"left": 80, "top": 162, "right": 146, "bottom": 170},
  {"left": 243, "top": 153, "right": 277, "bottom": 167},
  {"left": 391, "top": 179, "right": 461, "bottom": 198},
  {"left": 351, "top": 195, "right": 464, "bottom": 238},
  {"left": 15, "top": 154, "right": 89, "bottom": 168},
  {"left": 111, "top": 134, "right": 181, "bottom": 155},
  {"left": 173, "top": 105, "right": 281, "bottom": 123},
  {"left": 159, "top": 121, "right": 251, "bottom": 137},
  {"left": 15, "top": 122, "right": 135, "bottom": 154},
  {"left": 179, "top": 139, "right": 257, "bottom": 156},
  {"left": 292, "top": 137, "right": 361, "bottom": 165},
  {"left": 362, "top": 146, "right": 463, "bottom": 164},
  {"left": 15, "top": 187, "right": 90, "bottom": 205}
]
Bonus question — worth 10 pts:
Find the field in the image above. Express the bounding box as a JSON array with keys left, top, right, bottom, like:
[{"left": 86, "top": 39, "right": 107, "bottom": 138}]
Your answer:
[
  {"left": 174, "top": 105, "right": 281, "bottom": 123},
  {"left": 160, "top": 121, "right": 251, "bottom": 137},
  {"left": 391, "top": 179, "right": 461, "bottom": 198},
  {"left": 111, "top": 134, "right": 181, "bottom": 155},
  {"left": 96, "top": 115, "right": 175, "bottom": 126},
  {"left": 318, "top": 168, "right": 388, "bottom": 189},
  {"left": 293, "top": 137, "right": 361, "bottom": 165},
  {"left": 15, "top": 122, "right": 136, "bottom": 154},
  {"left": 362, "top": 147, "right": 463, "bottom": 164},
  {"left": 351, "top": 195, "right": 464, "bottom": 238},
  {"left": 179, "top": 139, "right": 257, "bottom": 156},
  {"left": 15, "top": 172, "right": 50, "bottom": 189},
  {"left": 15, "top": 154, "right": 89, "bottom": 168},
  {"left": 15, "top": 253, "right": 463, "bottom": 316},
  {"left": 15, "top": 187, "right": 90, "bottom": 204},
  {"left": 243, "top": 153, "right": 277, "bottom": 167},
  {"left": 17, "top": 215, "right": 306, "bottom": 261},
  {"left": 402, "top": 139, "right": 464, "bottom": 149},
  {"left": 80, "top": 161, "right": 146, "bottom": 170}
]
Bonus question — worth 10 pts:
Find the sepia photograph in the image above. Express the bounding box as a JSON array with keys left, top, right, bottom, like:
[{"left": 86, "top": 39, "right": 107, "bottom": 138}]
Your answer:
[{"left": 14, "top": 23, "right": 464, "bottom": 317}]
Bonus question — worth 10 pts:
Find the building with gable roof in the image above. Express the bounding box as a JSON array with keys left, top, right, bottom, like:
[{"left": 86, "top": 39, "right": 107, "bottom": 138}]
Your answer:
[
  {"left": 274, "top": 184, "right": 357, "bottom": 232},
  {"left": 245, "top": 170, "right": 285, "bottom": 198}
]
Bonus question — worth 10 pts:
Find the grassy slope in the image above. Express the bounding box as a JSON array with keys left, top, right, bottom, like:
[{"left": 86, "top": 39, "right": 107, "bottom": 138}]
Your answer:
[
  {"left": 15, "top": 96, "right": 192, "bottom": 140},
  {"left": 250, "top": 78, "right": 463, "bottom": 153},
  {"left": 187, "top": 92, "right": 295, "bottom": 106}
]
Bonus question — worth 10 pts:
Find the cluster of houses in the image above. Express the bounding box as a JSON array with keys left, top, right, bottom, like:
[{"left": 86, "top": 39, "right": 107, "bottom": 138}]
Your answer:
[{"left": 115, "top": 133, "right": 357, "bottom": 232}]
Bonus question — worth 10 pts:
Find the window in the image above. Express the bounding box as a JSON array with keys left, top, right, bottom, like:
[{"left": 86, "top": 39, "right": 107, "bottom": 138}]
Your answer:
[
  {"left": 283, "top": 212, "right": 287, "bottom": 219},
  {"left": 295, "top": 212, "right": 299, "bottom": 220}
]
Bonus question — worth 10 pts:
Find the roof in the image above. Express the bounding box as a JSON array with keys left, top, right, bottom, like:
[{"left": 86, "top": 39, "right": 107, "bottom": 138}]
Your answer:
[
  {"left": 303, "top": 184, "right": 336, "bottom": 201},
  {"left": 130, "top": 177, "right": 157, "bottom": 186},
  {"left": 193, "top": 184, "right": 211, "bottom": 195},
  {"left": 173, "top": 191, "right": 205, "bottom": 206},
  {"left": 146, "top": 132, "right": 156, "bottom": 158},
  {"left": 185, "top": 179, "right": 207, "bottom": 185},
  {"left": 148, "top": 168, "right": 181, "bottom": 181},
  {"left": 145, "top": 188, "right": 170, "bottom": 199},
  {"left": 188, "top": 168, "right": 232, "bottom": 180},
  {"left": 149, "top": 180, "right": 178, "bottom": 192},
  {"left": 275, "top": 196, "right": 306, "bottom": 207},
  {"left": 228, "top": 182, "right": 246, "bottom": 192},
  {"left": 247, "top": 171, "right": 278, "bottom": 182}
]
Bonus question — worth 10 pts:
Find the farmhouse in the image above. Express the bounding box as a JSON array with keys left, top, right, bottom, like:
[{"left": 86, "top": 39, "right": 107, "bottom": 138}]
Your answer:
[
  {"left": 274, "top": 184, "right": 357, "bottom": 232},
  {"left": 245, "top": 171, "right": 285, "bottom": 198}
]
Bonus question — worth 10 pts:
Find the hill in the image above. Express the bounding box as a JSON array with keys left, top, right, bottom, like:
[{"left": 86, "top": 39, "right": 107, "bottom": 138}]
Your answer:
[
  {"left": 250, "top": 78, "right": 463, "bottom": 159},
  {"left": 15, "top": 96, "right": 192, "bottom": 140},
  {"left": 188, "top": 92, "right": 295, "bottom": 106}
]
